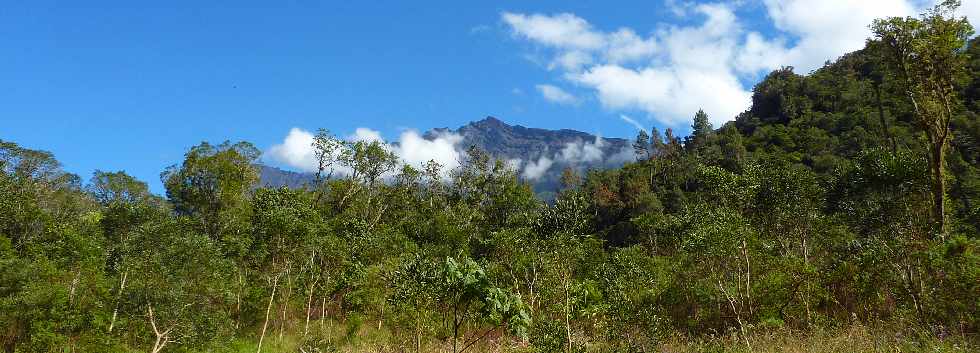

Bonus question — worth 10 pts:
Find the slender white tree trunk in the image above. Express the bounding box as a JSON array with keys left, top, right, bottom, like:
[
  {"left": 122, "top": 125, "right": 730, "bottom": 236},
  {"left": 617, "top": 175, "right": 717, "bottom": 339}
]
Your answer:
[
  {"left": 257, "top": 274, "right": 280, "bottom": 353},
  {"left": 109, "top": 270, "right": 128, "bottom": 332},
  {"left": 304, "top": 275, "right": 319, "bottom": 337},
  {"left": 279, "top": 267, "right": 292, "bottom": 341}
]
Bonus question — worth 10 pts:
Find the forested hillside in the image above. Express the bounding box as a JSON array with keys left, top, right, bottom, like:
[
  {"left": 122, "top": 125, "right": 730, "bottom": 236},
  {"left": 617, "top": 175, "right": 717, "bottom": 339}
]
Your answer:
[{"left": 1, "top": 5, "right": 977, "bottom": 353}]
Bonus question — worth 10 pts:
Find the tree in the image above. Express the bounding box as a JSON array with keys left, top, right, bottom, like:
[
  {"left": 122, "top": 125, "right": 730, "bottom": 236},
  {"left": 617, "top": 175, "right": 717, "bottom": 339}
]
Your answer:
[
  {"left": 248, "top": 187, "right": 320, "bottom": 353},
  {"left": 91, "top": 171, "right": 162, "bottom": 333},
  {"left": 390, "top": 254, "right": 438, "bottom": 353},
  {"left": 871, "top": 0, "right": 974, "bottom": 235},
  {"left": 312, "top": 129, "right": 343, "bottom": 203},
  {"left": 125, "top": 220, "right": 232, "bottom": 353},
  {"left": 162, "top": 141, "right": 260, "bottom": 241},
  {"left": 686, "top": 109, "right": 724, "bottom": 164},
  {"left": 717, "top": 123, "right": 747, "bottom": 171},
  {"left": 686, "top": 109, "right": 714, "bottom": 151},
  {"left": 89, "top": 170, "right": 151, "bottom": 206},
  {"left": 633, "top": 130, "right": 650, "bottom": 161},
  {"left": 649, "top": 127, "right": 666, "bottom": 158}
]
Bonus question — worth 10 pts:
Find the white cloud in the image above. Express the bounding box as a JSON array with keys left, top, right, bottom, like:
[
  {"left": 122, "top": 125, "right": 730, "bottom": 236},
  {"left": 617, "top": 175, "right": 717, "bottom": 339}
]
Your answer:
[
  {"left": 550, "top": 50, "right": 593, "bottom": 71},
  {"left": 606, "top": 146, "right": 637, "bottom": 165},
  {"left": 536, "top": 84, "right": 578, "bottom": 105},
  {"left": 522, "top": 155, "right": 554, "bottom": 180},
  {"left": 505, "top": 4, "right": 749, "bottom": 126},
  {"left": 501, "top": 1, "right": 976, "bottom": 127},
  {"left": 393, "top": 130, "right": 463, "bottom": 177},
  {"left": 573, "top": 65, "right": 748, "bottom": 126},
  {"left": 605, "top": 28, "right": 658, "bottom": 64},
  {"left": 350, "top": 127, "right": 384, "bottom": 143},
  {"left": 619, "top": 114, "right": 647, "bottom": 133},
  {"left": 266, "top": 127, "right": 465, "bottom": 180},
  {"left": 757, "top": 0, "right": 918, "bottom": 73},
  {"left": 266, "top": 128, "right": 318, "bottom": 172},
  {"left": 558, "top": 137, "right": 605, "bottom": 164},
  {"left": 502, "top": 12, "right": 605, "bottom": 51}
]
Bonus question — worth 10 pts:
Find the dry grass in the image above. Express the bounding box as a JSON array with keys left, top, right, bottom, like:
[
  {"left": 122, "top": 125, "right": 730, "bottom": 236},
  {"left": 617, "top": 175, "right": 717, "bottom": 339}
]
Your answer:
[
  {"left": 659, "top": 324, "right": 976, "bottom": 353},
  {"left": 198, "top": 320, "right": 976, "bottom": 353}
]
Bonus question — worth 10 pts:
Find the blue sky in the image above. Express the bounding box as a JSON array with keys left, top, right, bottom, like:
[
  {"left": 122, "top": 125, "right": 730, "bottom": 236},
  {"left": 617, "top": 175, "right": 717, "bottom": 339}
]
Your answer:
[{"left": 3, "top": 0, "right": 976, "bottom": 193}]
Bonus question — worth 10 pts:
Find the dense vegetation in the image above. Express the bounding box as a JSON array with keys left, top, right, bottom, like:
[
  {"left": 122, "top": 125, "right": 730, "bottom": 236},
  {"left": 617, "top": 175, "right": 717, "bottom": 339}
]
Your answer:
[{"left": 1, "top": 5, "right": 977, "bottom": 353}]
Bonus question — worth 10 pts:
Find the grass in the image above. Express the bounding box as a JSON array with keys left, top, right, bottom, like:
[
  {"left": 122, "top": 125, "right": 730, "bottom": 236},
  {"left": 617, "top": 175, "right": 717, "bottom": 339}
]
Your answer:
[{"left": 184, "top": 319, "right": 976, "bottom": 353}]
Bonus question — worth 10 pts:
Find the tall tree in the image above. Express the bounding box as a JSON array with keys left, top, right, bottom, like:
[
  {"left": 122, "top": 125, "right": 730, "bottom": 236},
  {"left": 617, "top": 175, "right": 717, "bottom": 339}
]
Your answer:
[
  {"left": 650, "top": 127, "right": 666, "bottom": 158},
  {"left": 633, "top": 130, "right": 650, "bottom": 161},
  {"left": 311, "top": 129, "right": 343, "bottom": 204},
  {"left": 162, "top": 141, "right": 260, "bottom": 241},
  {"left": 89, "top": 170, "right": 151, "bottom": 206},
  {"left": 686, "top": 109, "right": 714, "bottom": 151},
  {"left": 871, "top": 0, "right": 974, "bottom": 235}
]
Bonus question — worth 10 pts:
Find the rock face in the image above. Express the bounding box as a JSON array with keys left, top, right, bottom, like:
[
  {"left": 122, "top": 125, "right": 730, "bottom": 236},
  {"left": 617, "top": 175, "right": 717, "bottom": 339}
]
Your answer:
[
  {"left": 426, "top": 116, "right": 630, "bottom": 163},
  {"left": 258, "top": 165, "right": 314, "bottom": 189},
  {"left": 259, "top": 116, "right": 635, "bottom": 196}
]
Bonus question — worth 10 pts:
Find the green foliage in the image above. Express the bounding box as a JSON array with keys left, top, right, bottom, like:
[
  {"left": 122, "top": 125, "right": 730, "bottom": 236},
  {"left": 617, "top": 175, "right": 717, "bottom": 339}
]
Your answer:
[{"left": 1, "top": 8, "right": 979, "bottom": 352}]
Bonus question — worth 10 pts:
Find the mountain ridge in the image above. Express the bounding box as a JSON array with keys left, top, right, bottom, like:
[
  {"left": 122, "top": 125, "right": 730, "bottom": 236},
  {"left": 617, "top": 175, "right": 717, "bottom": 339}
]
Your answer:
[{"left": 260, "top": 116, "right": 635, "bottom": 194}]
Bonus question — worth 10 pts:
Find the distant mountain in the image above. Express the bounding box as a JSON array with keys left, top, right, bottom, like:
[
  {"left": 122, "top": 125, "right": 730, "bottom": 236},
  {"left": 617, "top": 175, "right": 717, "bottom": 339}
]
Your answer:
[
  {"left": 259, "top": 116, "right": 635, "bottom": 197},
  {"left": 425, "top": 116, "right": 630, "bottom": 161},
  {"left": 258, "top": 165, "right": 315, "bottom": 189}
]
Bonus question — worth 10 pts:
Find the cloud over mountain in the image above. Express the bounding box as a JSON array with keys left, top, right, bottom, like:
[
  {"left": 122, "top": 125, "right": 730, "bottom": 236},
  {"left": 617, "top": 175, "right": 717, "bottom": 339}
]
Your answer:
[
  {"left": 501, "top": 0, "right": 977, "bottom": 128},
  {"left": 263, "top": 117, "right": 637, "bottom": 191},
  {"left": 266, "top": 128, "right": 465, "bottom": 179}
]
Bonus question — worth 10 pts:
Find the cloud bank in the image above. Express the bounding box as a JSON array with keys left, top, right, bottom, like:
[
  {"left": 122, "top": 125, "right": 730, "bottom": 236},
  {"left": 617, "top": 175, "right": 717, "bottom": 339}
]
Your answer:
[
  {"left": 266, "top": 128, "right": 465, "bottom": 179},
  {"left": 502, "top": 1, "right": 978, "bottom": 127},
  {"left": 267, "top": 129, "right": 636, "bottom": 182}
]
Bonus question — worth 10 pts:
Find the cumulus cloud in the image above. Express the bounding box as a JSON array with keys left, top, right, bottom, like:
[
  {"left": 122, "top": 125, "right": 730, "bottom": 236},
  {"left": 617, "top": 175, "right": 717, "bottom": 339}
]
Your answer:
[
  {"left": 522, "top": 155, "right": 554, "bottom": 180},
  {"left": 393, "top": 130, "right": 463, "bottom": 176},
  {"left": 502, "top": 1, "right": 978, "bottom": 127},
  {"left": 536, "top": 84, "right": 578, "bottom": 105},
  {"left": 504, "top": 4, "right": 749, "bottom": 126},
  {"left": 558, "top": 137, "right": 606, "bottom": 164},
  {"left": 266, "top": 128, "right": 318, "bottom": 172},
  {"left": 502, "top": 12, "right": 605, "bottom": 51},
  {"left": 266, "top": 127, "right": 465, "bottom": 179},
  {"left": 756, "top": 0, "right": 918, "bottom": 73},
  {"left": 350, "top": 127, "right": 384, "bottom": 143}
]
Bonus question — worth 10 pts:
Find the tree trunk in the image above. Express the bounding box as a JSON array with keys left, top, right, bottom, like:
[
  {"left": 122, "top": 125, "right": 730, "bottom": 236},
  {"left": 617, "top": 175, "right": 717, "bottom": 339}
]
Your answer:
[
  {"left": 151, "top": 334, "right": 168, "bottom": 353},
  {"left": 563, "top": 272, "right": 572, "bottom": 353},
  {"left": 279, "top": 267, "right": 293, "bottom": 342},
  {"left": 109, "top": 270, "right": 128, "bottom": 332},
  {"left": 718, "top": 281, "right": 752, "bottom": 352},
  {"left": 377, "top": 298, "right": 385, "bottom": 330},
  {"left": 257, "top": 274, "right": 280, "bottom": 353},
  {"left": 452, "top": 302, "right": 459, "bottom": 353},
  {"left": 321, "top": 296, "right": 328, "bottom": 335},
  {"left": 930, "top": 141, "right": 947, "bottom": 237},
  {"left": 236, "top": 270, "right": 245, "bottom": 330},
  {"left": 415, "top": 310, "right": 422, "bottom": 353},
  {"left": 304, "top": 276, "right": 319, "bottom": 338},
  {"left": 875, "top": 84, "right": 898, "bottom": 154},
  {"left": 148, "top": 305, "right": 171, "bottom": 353}
]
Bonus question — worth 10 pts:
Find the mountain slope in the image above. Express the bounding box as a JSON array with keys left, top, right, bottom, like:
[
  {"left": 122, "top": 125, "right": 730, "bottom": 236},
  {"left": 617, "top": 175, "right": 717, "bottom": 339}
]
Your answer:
[{"left": 260, "top": 117, "right": 635, "bottom": 195}]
